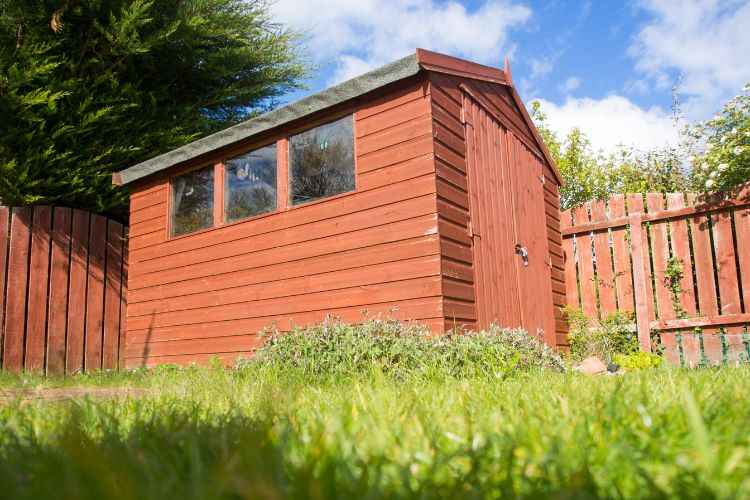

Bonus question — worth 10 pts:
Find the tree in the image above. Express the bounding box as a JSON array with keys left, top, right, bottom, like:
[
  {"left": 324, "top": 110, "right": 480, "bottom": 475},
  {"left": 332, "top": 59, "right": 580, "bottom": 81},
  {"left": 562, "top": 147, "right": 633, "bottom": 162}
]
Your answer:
[
  {"left": 688, "top": 83, "right": 750, "bottom": 193},
  {"left": 0, "top": 0, "right": 306, "bottom": 219},
  {"left": 530, "top": 101, "right": 689, "bottom": 210}
]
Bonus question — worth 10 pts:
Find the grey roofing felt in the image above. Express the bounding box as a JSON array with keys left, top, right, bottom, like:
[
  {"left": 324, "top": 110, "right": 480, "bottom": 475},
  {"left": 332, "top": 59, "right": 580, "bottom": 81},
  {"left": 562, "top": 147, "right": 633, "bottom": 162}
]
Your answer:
[{"left": 116, "top": 53, "right": 421, "bottom": 186}]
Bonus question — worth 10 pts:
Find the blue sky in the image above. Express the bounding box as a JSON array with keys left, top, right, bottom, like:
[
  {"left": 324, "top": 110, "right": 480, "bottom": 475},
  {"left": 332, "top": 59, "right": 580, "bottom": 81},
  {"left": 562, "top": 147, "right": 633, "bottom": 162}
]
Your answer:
[{"left": 271, "top": 0, "right": 750, "bottom": 154}]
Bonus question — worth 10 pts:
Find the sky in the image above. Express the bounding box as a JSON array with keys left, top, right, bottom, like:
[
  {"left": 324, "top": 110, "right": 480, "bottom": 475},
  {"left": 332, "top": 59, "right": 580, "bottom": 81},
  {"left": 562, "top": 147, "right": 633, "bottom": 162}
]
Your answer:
[{"left": 270, "top": 0, "right": 750, "bottom": 155}]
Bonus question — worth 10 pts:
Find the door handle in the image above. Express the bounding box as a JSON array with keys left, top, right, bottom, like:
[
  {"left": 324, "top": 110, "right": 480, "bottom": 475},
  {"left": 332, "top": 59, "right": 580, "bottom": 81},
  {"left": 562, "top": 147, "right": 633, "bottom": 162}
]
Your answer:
[{"left": 515, "top": 244, "right": 529, "bottom": 267}]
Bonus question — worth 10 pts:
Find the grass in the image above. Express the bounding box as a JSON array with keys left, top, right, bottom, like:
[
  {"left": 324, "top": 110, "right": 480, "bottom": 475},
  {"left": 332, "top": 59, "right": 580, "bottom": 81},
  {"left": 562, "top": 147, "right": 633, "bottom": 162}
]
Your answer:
[{"left": 0, "top": 322, "right": 749, "bottom": 499}]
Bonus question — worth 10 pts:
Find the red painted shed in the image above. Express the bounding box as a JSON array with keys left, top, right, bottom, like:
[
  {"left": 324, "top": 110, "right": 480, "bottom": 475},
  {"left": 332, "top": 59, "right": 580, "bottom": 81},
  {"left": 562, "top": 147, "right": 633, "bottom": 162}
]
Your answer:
[{"left": 114, "top": 49, "right": 566, "bottom": 367}]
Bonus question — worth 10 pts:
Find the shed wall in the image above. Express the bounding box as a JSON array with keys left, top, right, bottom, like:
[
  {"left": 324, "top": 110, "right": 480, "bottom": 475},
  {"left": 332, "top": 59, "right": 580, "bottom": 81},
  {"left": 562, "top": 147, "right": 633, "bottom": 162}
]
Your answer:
[
  {"left": 429, "top": 74, "right": 566, "bottom": 345},
  {"left": 124, "top": 78, "right": 444, "bottom": 367}
]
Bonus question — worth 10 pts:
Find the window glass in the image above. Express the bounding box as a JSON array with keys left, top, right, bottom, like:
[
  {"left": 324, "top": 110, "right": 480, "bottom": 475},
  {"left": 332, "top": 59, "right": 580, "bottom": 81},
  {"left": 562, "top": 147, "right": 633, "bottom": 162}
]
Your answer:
[
  {"left": 289, "top": 115, "right": 355, "bottom": 205},
  {"left": 171, "top": 166, "right": 214, "bottom": 237},
  {"left": 224, "top": 144, "right": 277, "bottom": 222}
]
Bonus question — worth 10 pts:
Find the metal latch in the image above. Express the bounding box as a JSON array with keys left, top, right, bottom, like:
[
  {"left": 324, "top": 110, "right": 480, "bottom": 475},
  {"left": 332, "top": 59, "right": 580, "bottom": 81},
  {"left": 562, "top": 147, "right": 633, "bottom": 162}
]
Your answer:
[{"left": 515, "top": 244, "right": 529, "bottom": 267}]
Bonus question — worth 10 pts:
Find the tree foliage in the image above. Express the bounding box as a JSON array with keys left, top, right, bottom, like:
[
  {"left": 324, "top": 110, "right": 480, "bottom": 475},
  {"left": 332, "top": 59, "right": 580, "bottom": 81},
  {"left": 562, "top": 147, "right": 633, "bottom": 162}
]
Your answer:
[
  {"left": 0, "top": 0, "right": 306, "bottom": 218},
  {"left": 688, "top": 84, "right": 750, "bottom": 193},
  {"left": 530, "top": 101, "right": 688, "bottom": 210}
]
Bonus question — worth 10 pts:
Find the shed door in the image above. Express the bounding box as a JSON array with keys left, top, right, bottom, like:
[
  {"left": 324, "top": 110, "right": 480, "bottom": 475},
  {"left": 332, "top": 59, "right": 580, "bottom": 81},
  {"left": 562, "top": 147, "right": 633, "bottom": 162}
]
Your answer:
[{"left": 463, "top": 93, "right": 556, "bottom": 344}]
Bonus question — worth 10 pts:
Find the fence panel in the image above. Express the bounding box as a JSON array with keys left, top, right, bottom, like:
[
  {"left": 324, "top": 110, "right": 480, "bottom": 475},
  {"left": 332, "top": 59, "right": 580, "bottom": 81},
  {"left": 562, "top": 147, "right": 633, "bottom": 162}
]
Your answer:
[
  {"left": 562, "top": 189, "right": 750, "bottom": 366},
  {"left": 0, "top": 206, "right": 128, "bottom": 374}
]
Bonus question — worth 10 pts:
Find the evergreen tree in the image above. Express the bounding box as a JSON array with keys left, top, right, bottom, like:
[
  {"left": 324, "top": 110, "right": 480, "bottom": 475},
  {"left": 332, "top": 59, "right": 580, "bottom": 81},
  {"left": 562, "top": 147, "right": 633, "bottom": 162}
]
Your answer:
[{"left": 0, "top": 0, "right": 306, "bottom": 219}]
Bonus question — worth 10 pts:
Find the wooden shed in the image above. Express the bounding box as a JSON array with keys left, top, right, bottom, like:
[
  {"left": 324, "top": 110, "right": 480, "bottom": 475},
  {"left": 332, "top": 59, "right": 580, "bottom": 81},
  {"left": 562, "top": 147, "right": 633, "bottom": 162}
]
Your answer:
[{"left": 114, "top": 49, "right": 566, "bottom": 367}]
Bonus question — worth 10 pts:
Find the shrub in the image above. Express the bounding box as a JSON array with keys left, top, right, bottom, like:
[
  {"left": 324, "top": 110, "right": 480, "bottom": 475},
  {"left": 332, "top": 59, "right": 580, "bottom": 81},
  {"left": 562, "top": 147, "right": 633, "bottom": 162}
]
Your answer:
[
  {"left": 565, "top": 307, "right": 639, "bottom": 362},
  {"left": 248, "top": 318, "right": 564, "bottom": 379},
  {"left": 613, "top": 352, "right": 663, "bottom": 370}
]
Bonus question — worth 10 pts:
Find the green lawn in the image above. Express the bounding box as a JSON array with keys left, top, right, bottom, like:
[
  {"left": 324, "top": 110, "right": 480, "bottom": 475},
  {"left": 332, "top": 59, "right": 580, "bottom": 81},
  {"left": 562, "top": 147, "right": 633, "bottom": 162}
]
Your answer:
[{"left": 1, "top": 364, "right": 750, "bottom": 499}]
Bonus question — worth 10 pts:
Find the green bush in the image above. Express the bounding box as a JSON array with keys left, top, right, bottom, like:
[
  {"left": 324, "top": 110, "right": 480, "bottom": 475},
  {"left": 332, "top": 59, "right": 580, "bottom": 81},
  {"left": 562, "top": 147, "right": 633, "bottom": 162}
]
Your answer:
[
  {"left": 248, "top": 318, "right": 564, "bottom": 379},
  {"left": 565, "top": 307, "right": 639, "bottom": 362},
  {"left": 614, "top": 351, "right": 663, "bottom": 370}
]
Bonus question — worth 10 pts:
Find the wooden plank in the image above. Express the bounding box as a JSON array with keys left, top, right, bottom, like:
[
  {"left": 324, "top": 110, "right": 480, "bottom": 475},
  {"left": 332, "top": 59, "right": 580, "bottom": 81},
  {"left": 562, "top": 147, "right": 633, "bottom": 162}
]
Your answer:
[
  {"left": 687, "top": 194, "right": 719, "bottom": 318},
  {"left": 627, "top": 194, "right": 655, "bottom": 323},
  {"left": 652, "top": 313, "right": 750, "bottom": 330},
  {"left": 681, "top": 332, "right": 701, "bottom": 367},
  {"left": 118, "top": 228, "right": 129, "bottom": 370},
  {"left": 66, "top": 210, "right": 90, "bottom": 374},
  {"left": 47, "top": 207, "right": 72, "bottom": 375},
  {"left": 84, "top": 214, "right": 107, "bottom": 371},
  {"left": 629, "top": 212, "right": 652, "bottom": 352},
  {"left": 665, "top": 194, "right": 697, "bottom": 316},
  {"left": 659, "top": 332, "right": 681, "bottom": 366},
  {"left": 0, "top": 207, "right": 9, "bottom": 366},
  {"left": 702, "top": 333, "right": 723, "bottom": 365},
  {"left": 590, "top": 201, "right": 617, "bottom": 316},
  {"left": 357, "top": 134, "right": 434, "bottom": 174},
  {"left": 646, "top": 194, "right": 675, "bottom": 320},
  {"left": 711, "top": 209, "right": 742, "bottom": 334},
  {"left": 4, "top": 208, "right": 32, "bottom": 371},
  {"left": 608, "top": 195, "right": 634, "bottom": 313},
  {"left": 560, "top": 210, "right": 579, "bottom": 309},
  {"left": 725, "top": 333, "right": 747, "bottom": 365},
  {"left": 734, "top": 207, "right": 750, "bottom": 313},
  {"left": 25, "top": 206, "right": 52, "bottom": 372},
  {"left": 359, "top": 154, "right": 435, "bottom": 191},
  {"left": 356, "top": 96, "right": 430, "bottom": 137},
  {"left": 573, "top": 205, "right": 597, "bottom": 318},
  {"left": 126, "top": 297, "right": 445, "bottom": 345},
  {"left": 130, "top": 215, "right": 439, "bottom": 291},
  {"left": 357, "top": 114, "right": 432, "bottom": 156},
  {"left": 102, "top": 221, "right": 124, "bottom": 370}
]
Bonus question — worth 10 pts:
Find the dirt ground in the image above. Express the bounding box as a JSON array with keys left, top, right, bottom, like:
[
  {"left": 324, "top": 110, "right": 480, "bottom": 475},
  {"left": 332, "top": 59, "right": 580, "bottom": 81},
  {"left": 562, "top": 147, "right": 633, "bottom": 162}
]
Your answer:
[{"left": 0, "top": 387, "right": 150, "bottom": 404}]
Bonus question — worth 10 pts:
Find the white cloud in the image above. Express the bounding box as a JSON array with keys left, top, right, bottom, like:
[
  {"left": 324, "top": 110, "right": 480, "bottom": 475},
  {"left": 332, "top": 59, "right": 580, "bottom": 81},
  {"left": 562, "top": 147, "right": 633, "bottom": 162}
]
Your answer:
[
  {"left": 560, "top": 76, "right": 581, "bottom": 93},
  {"left": 629, "top": 0, "right": 750, "bottom": 118},
  {"left": 534, "top": 95, "right": 679, "bottom": 154},
  {"left": 271, "top": 0, "right": 532, "bottom": 84},
  {"left": 529, "top": 57, "right": 553, "bottom": 79}
]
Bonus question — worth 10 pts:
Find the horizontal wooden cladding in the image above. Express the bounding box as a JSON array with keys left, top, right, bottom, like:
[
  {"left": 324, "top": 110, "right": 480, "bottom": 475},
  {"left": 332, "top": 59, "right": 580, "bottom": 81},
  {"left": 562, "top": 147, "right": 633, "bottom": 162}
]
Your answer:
[
  {"left": 357, "top": 114, "right": 432, "bottom": 157},
  {"left": 358, "top": 154, "right": 435, "bottom": 191},
  {"left": 356, "top": 95, "right": 430, "bottom": 138},
  {"left": 355, "top": 79, "right": 428, "bottom": 120},
  {"left": 129, "top": 254, "right": 441, "bottom": 317},
  {"left": 127, "top": 276, "right": 442, "bottom": 331},
  {"left": 132, "top": 173, "right": 435, "bottom": 258},
  {"left": 131, "top": 192, "right": 437, "bottom": 284},
  {"left": 130, "top": 235, "right": 439, "bottom": 304},
  {"left": 126, "top": 297, "right": 445, "bottom": 345}
]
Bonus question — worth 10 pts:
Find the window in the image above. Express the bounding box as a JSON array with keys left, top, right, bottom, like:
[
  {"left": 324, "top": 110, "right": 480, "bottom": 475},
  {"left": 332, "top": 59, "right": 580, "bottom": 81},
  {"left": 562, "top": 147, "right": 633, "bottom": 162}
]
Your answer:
[
  {"left": 289, "top": 115, "right": 355, "bottom": 205},
  {"left": 171, "top": 166, "right": 214, "bottom": 237},
  {"left": 224, "top": 144, "right": 277, "bottom": 222}
]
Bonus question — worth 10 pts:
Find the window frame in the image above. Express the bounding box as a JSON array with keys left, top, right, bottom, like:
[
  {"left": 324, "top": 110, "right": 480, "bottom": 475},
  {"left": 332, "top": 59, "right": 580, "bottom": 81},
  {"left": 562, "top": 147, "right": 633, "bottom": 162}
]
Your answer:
[
  {"left": 168, "top": 163, "right": 217, "bottom": 239},
  {"left": 165, "top": 111, "right": 358, "bottom": 240},
  {"left": 287, "top": 115, "right": 357, "bottom": 207}
]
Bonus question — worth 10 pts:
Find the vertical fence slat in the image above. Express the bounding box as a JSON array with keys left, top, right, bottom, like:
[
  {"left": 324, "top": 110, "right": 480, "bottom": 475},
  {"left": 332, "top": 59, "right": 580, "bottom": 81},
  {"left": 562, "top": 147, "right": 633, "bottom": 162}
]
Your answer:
[
  {"left": 66, "top": 209, "right": 90, "bottom": 374},
  {"left": 0, "top": 207, "right": 9, "bottom": 366},
  {"left": 25, "top": 206, "right": 52, "bottom": 372},
  {"left": 4, "top": 208, "right": 32, "bottom": 372},
  {"left": 85, "top": 214, "right": 107, "bottom": 371},
  {"left": 712, "top": 210, "right": 742, "bottom": 334},
  {"left": 608, "top": 195, "right": 634, "bottom": 314},
  {"left": 573, "top": 205, "right": 598, "bottom": 319},
  {"left": 646, "top": 194, "right": 675, "bottom": 321},
  {"left": 47, "top": 208, "right": 72, "bottom": 375},
  {"left": 560, "top": 209, "right": 579, "bottom": 309},
  {"left": 665, "top": 194, "right": 697, "bottom": 315},
  {"left": 735, "top": 207, "right": 750, "bottom": 313},
  {"left": 103, "top": 221, "right": 123, "bottom": 370},
  {"left": 629, "top": 212, "right": 652, "bottom": 352},
  {"left": 681, "top": 333, "right": 702, "bottom": 367},
  {"left": 688, "top": 194, "right": 720, "bottom": 318},
  {"left": 590, "top": 201, "right": 617, "bottom": 316},
  {"left": 118, "top": 228, "right": 129, "bottom": 370}
]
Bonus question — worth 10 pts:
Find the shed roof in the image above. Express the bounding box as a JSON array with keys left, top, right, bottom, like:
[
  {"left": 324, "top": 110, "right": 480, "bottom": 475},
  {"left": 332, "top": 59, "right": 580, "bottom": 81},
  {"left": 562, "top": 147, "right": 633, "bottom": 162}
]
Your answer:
[{"left": 114, "top": 49, "right": 560, "bottom": 186}]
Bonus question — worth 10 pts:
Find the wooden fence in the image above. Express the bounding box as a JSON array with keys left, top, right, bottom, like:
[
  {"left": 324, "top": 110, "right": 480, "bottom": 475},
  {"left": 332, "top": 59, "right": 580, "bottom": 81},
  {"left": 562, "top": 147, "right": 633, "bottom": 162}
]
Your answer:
[
  {"left": 561, "top": 189, "right": 750, "bottom": 366},
  {"left": 0, "top": 206, "right": 127, "bottom": 374}
]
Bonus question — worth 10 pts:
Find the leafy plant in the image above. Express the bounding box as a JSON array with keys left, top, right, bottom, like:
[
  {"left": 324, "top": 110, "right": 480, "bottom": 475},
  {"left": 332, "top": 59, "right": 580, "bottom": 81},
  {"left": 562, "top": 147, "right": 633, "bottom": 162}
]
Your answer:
[
  {"left": 565, "top": 306, "right": 639, "bottom": 362},
  {"left": 614, "top": 351, "right": 663, "bottom": 370},
  {"left": 248, "top": 317, "right": 564, "bottom": 379}
]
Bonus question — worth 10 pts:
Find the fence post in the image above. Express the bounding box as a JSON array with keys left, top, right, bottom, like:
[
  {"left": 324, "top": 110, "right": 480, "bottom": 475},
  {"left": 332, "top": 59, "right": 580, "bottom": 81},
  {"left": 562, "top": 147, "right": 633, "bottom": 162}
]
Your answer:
[{"left": 628, "top": 212, "right": 652, "bottom": 352}]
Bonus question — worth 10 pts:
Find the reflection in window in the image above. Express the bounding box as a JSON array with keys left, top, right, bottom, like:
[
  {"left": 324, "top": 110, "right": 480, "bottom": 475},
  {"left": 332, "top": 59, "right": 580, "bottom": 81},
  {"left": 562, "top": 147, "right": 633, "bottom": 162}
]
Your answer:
[
  {"left": 224, "top": 144, "right": 277, "bottom": 222},
  {"left": 289, "top": 115, "right": 355, "bottom": 205},
  {"left": 171, "top": 167, "right": 214, "bottom": 237}
]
